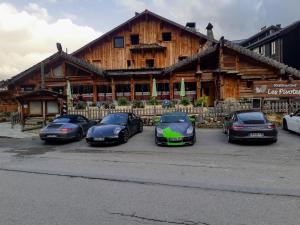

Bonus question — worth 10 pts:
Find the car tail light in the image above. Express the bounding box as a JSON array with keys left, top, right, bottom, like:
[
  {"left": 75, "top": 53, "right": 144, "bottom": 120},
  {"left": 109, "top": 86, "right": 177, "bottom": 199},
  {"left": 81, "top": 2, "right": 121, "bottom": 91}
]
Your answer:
[
  {"left": 231, "top": 125, "right": 244, "bottom": 130},
  {"left": 60, "top": 128, "right": 74, "bottom": 132},
  {"left": 267, "top": 124, "right": 276, "bottom": 129}
]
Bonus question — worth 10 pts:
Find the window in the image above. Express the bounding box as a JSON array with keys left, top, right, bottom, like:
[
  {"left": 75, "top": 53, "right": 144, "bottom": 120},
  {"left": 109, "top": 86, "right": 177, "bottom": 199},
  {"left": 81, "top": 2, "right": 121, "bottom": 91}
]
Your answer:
[
  {"left": 92, "top": 60, "right": 101, "bottom": 67},
  {"left": 130, "top": 34, "right": 139, "bottom": 45},
  {"left": 52, "top": 86, "right": 64, "bottom": 94},
  {"left": 145, "top": 59, "right": 154, "bottom": 68},
  {"left": 114, "top": 36, "right": 124, "bottom": 48},
  {"left": 271, "top": 41, "right": 276, "bottom": 55},
  {"left": 47, "top": 101, "right": 59, "bottom": 114},
  {"left": 21, "top": 85, "right": 34, "bottom": 92},
  {"left": 178, "top": 56, "right": 188, "bottom": 61},
  {"left": 260, "top": 45, "right": 265, "bottom": 55},
  {"left": 162, "top": 32, "right": 172, "bottom": 41}
]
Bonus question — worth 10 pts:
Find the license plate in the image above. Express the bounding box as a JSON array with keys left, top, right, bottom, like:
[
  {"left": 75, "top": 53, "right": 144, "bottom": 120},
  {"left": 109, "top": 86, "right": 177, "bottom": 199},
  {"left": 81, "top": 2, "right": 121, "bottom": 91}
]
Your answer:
[
  {"left": 170, "top": 138, "right": 182, "bottom": 142},
  {"left": 47, "top": 135, "right": 57, "bottom": 138},
  {"left": 94, "top": 137, "right": 105, "bottom": 141},
  {"left": 250, "top": 133, "right": 264, "bottom": 137}
]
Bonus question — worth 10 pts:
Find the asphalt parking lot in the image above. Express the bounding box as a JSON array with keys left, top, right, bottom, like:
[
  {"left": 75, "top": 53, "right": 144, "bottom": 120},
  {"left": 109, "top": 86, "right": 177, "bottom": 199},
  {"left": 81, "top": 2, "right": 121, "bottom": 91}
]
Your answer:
[{"left": 0, "top": 127, "right": 300, "bottom": 225}]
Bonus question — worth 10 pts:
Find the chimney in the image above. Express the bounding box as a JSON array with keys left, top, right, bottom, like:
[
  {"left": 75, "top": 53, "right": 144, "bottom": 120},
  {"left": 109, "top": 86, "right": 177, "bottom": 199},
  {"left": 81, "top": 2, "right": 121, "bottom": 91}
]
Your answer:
[
  {"left": 206, "top": 22, "right": 214, "bottom": 41},
  {"left": 186, "top": 22, "right": 196, "bottom": 31},
  {"left": 135, "top": 12, "right": 139, "bottom": 16},
  {"left": 56, "top": 42, "right": 62, "bottom": 53},
  {"left": 276, "top": 24, "right": 281, "bottom": 29}
]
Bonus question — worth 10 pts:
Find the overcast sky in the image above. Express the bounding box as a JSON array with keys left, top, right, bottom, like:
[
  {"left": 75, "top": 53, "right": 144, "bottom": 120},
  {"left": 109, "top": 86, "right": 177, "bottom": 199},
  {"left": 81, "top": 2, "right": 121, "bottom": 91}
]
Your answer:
[{"left": 0, "top": 0, "right": 299, "bottom": 79}]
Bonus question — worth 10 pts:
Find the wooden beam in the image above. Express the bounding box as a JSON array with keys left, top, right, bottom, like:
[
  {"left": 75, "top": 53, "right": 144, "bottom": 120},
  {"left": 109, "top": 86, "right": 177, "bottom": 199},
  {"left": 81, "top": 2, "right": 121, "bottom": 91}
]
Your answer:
[
  {"left": 130, "top": 77, "right": 135, "bottom": 101},
  {"left": 111, "top": 78, "right": 116, "bottom": 101}
]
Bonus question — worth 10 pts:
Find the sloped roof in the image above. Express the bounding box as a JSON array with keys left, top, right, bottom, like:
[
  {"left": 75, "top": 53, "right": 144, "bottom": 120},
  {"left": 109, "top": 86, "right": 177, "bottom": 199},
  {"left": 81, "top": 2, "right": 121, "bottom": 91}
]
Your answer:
[
  {"left": 240, "top": 21, "right": 300, "bottom": 48},
  {"left": 223, "top": 39, "right": 300, "bottom": 78},
  {"left": 8, "top": 51, "right": 105, "bottom": 85},
  {"left": 163, "top": 45, "right": 218, "bottom": 74},
  {"left": 16, "top": 89, "right": 66, "bottom": 100},
  {"left": 72, "top": 9, "right": 217, "bottom": 56}
]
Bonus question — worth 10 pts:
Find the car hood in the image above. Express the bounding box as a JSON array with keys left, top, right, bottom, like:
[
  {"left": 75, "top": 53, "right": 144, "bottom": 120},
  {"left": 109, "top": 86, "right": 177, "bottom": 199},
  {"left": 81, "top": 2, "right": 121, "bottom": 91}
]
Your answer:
[
  {"left": 156, "top": 122, "right": 191, "bottom": 137},
  {"left": 89, "top": 124, "right": 125, "bottom": 137}
]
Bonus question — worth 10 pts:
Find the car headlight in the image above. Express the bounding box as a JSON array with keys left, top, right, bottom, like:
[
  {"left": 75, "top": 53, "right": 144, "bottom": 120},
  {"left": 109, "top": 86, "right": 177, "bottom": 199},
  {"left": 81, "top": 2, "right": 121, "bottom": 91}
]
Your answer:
[
  {"left": 87, "top": 128, "right": 93, "bottom": 137},
  {"left": 186, "top": 126, "right": 193, "bottom": 134},
  {"left": 156, "top": 127, "right": 163, "bottom": 134},
  {"left": 114, "top": 127, "right": 122, "bottom": 135}
]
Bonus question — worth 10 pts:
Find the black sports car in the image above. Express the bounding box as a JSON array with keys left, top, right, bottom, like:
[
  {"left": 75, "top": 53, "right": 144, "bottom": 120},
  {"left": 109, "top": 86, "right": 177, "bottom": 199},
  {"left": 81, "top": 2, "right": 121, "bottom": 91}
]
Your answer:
[
  {"left": 40, "top": 114, "right": 97, "bottom": 142},
  {"left": 86, "top": 113, "right": 143, "bottom": 145},
  {"left": 155, "top": 112, "right": 196, "bottom": 146},
  {"left": 223, "top": 110, "right": 278, "bottom": 143}
]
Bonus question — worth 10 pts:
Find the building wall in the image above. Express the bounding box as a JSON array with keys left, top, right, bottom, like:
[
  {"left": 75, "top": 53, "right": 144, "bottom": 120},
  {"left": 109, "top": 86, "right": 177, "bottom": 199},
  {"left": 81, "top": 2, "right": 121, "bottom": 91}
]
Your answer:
[{"left": 76, "top": 15, "right": 205, "bottom": 70}]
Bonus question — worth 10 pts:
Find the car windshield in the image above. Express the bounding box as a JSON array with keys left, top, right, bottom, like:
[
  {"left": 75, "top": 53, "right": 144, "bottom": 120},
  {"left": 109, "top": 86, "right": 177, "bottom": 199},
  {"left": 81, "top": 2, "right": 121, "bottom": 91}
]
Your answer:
[
  {"left": 160, "top": 114, "right": 187, "bottom": 123},
  {"left": 53, "top": 117, "right": 73, "bottom": 123},
  {"left": 100, "top": 114, "right": 128, "bottom": 125},
  {"left": 237, "top": 112, "right": 266, "bottom": 124}
]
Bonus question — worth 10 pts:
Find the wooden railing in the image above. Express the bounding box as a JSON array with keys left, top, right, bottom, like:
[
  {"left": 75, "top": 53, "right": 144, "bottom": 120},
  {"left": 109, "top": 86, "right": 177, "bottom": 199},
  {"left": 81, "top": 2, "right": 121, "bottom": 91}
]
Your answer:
[
  {"left": 68, "top": 100, "right": 300, "bottom": 121},
  {"left": 10, "top": 112, "right": 21, "bottom": 128}
]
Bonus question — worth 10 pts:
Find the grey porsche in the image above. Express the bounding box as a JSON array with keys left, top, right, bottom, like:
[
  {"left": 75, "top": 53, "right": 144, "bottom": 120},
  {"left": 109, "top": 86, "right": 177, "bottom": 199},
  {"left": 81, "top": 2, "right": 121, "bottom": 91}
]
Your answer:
[{"left": 40, "top": 114, "right": 97, "bottom": 142}]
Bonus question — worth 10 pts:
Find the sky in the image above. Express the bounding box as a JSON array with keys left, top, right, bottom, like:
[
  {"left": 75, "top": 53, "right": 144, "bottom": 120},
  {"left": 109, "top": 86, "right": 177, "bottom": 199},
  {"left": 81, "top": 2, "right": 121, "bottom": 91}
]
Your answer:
[{"left": 0, "top": 0, "right": 299, "bottom": 80}]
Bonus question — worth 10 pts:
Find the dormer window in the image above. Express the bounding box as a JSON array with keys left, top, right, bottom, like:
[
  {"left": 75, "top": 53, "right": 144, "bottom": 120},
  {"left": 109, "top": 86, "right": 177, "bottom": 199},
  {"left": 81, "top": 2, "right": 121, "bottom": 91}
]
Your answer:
[
  {"left": 162, "top": 32, "right": 172, "bottom": 41},
  {"left": 114, "top": 36, "right": 124, "bottom": 48},
  {"left": 130, "top": 34, "right": 139, "bottom": 45}
]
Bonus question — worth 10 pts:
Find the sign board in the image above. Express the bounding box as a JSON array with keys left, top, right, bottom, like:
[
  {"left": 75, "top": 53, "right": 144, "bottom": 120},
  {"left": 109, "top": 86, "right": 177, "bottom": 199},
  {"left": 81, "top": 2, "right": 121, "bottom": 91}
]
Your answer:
[{"left": 253, "top": 81, "right": 300, "bottom": 97}]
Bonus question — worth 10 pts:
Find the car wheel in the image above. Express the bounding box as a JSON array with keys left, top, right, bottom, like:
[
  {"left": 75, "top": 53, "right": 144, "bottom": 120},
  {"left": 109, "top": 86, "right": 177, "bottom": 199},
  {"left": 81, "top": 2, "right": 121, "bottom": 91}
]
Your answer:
[
  {"left": 283, "top": 119, "right": 288, "bottom": 131},
  {"left": 76, "top": 130, "right": 83, "bottom": 141},
  {"left": 138, "top": 122, "right": 143, "bottom": 133},
  {"left": 191, "top": 134, "right": 196, "bottom": 145},
  {"left": 122, "top": 130, "right": 129, "bottom": 143},
  {"left": 271, "top": 138, "right": 278, "bottom": 143},
  {"left": 227, "top": 130, "right": 233, "bottom": 143}
]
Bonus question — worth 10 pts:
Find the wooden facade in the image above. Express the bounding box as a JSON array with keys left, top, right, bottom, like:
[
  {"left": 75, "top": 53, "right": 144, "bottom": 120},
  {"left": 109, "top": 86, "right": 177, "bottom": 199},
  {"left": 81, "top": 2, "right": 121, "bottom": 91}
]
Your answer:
[{"left": 1, "top": 10, "right": 300, "bottom": 113}]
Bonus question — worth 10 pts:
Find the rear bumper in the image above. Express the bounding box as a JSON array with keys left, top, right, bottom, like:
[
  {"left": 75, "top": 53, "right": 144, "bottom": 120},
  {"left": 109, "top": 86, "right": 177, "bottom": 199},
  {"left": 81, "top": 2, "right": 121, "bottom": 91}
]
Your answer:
[
  {"left": 229, "top": 129, "right": 277, "bottom": 142},
  {"left": 40, "top": 132, "right": 77, "bottom": 141},
  {"left": 156, "top": 135, "right": 194, "bottom": 146}
]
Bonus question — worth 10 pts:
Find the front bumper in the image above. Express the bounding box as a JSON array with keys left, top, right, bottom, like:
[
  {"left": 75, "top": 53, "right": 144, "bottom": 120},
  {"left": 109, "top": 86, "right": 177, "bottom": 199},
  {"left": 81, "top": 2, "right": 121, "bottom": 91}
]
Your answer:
[
  {"left": 86, "top": 135, "right": 121, "bottom": 144},
  {"left": 156, "top": 135, "right": 194, "bottom": 146}
]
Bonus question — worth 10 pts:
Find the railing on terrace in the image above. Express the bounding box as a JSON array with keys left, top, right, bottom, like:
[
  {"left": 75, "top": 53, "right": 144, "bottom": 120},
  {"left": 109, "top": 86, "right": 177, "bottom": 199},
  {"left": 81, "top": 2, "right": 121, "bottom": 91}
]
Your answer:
[{"left": 68, "top": 100, "right": 300, "bottom": 121}]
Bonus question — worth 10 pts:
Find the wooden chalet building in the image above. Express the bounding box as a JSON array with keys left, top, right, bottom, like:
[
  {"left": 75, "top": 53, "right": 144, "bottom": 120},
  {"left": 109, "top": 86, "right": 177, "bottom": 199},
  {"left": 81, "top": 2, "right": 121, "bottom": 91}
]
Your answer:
[{"left": 1, "top": 10, "right": 300, "bottom": 114}]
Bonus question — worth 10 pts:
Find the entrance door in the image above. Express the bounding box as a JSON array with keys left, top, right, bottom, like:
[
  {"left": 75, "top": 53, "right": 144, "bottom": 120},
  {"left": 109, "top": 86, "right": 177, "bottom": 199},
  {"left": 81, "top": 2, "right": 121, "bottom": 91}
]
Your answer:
[{"left": 201, "top": 82, "right": 215, "bottom": 106}]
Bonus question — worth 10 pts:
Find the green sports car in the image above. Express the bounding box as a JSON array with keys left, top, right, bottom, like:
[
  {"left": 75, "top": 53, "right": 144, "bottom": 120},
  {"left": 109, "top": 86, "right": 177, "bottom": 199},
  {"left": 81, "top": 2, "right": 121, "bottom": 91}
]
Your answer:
[{"left": 155, "top": 112, "right": 196, "bottom": 146}]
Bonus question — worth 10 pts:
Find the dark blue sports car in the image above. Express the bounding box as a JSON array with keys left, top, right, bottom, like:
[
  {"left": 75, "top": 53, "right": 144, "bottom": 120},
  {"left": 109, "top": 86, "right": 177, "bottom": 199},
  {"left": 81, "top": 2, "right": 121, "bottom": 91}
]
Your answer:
[{"left": 86, "top": 113, "right": 143, "bottom": 145}]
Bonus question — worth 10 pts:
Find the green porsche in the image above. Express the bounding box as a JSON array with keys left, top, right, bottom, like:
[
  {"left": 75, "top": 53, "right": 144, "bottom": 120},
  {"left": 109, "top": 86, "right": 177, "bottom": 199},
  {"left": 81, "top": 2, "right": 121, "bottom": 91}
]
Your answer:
[{"left": 155, "top": 112, "right": 196, "bottom": 146}]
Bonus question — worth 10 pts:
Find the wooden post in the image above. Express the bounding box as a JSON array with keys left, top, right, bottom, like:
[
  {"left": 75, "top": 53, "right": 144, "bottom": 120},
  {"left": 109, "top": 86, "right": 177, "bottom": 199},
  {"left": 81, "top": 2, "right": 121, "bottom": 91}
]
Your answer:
[
  {"left": 93, "top": 83, "right": 97, "bottom": 103},
  {"left": 111, "top": 78, "right": 116, "bottom": 101},
  {"left": 42, "top": 100, "right": 46, "bottom": 126},
  {"left": 149, "top": 75, "right": 153, "bottom": 97},
  {"left": 196, "top": 76, "right": 201, "bottom": 99},
  {"left": 130, "top": 77, "right": 135, "bottom": 101},
  {"left": 169, "top": 73, "right": 174, "bottom": 100}
]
